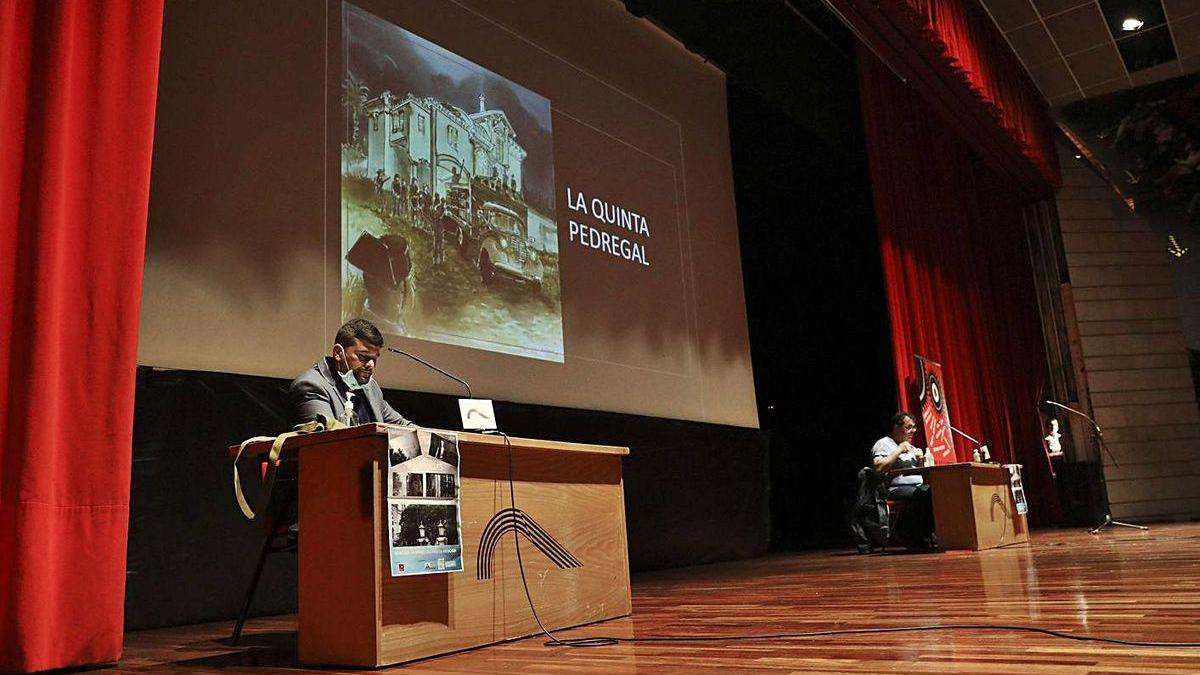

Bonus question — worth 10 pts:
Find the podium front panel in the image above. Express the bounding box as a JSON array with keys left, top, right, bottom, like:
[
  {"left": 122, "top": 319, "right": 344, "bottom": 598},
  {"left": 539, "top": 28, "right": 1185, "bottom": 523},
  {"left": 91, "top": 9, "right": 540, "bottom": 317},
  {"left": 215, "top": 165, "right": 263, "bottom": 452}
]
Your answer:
[{"left": 297, "top": 427, "right": 631, "bottom": 667}]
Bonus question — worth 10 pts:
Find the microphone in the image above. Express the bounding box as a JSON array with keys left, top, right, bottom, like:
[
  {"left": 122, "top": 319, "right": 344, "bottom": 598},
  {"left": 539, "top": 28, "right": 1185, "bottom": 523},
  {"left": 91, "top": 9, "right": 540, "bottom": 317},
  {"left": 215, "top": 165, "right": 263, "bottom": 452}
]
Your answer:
[
  {"left": 1039, "top": 400, "right": 1096, "bottom": 432},
  {"left": 1039, "top": 399, "right": 1118, "bottom": 467},
  {"left": 387, "top": 346, "right": 472, "bottom": 398},
  {"left": 386, "top": 346, "right": 498, "bottom": 431},
  {"left": 950, "top": 425, "right": 981, "bottom": 446},
  {"left": 950, "top": 426, "right": 990, "bottom": 462}
]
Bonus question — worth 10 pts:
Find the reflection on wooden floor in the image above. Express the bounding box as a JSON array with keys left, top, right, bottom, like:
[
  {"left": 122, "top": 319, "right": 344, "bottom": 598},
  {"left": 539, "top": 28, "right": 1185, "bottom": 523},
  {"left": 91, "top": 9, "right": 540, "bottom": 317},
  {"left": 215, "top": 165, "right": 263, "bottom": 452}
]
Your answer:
[{"left": 111, "top": 523, "right": 1200, "bottom": 674}]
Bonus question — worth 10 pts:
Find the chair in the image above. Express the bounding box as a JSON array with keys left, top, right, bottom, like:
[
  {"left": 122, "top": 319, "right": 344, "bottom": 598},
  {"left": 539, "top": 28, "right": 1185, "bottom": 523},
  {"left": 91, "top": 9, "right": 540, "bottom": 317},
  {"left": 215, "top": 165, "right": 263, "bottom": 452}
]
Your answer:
[
  {"left": 850, "top": 467, "right": 894, "bottom": 552},
  {"left": 231, "top": 454, "right": 299, "bottom": 645}
]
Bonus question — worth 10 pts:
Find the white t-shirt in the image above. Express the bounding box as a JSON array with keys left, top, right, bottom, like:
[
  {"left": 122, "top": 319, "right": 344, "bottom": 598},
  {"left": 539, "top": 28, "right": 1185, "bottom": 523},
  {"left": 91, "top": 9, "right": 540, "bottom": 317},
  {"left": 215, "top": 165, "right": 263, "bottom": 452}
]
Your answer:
[{"left": 871, "top": 436, "right": 923, "bottom": 486}]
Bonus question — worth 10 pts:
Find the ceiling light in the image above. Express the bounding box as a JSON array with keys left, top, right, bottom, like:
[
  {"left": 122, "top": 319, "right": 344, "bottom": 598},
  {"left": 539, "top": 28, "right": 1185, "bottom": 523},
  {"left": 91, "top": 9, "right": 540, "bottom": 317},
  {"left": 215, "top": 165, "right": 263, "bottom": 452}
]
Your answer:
[{"left": 1121, "top": 17, "right": 1144, "bottom": 31}]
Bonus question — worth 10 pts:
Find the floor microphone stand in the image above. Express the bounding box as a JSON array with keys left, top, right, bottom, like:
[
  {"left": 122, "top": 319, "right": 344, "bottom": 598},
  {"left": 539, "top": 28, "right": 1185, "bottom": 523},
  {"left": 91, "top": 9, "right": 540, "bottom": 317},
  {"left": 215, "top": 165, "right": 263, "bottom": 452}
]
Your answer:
[{"left": 1042, "top": 400, "right": 1148, "bottom": 534}]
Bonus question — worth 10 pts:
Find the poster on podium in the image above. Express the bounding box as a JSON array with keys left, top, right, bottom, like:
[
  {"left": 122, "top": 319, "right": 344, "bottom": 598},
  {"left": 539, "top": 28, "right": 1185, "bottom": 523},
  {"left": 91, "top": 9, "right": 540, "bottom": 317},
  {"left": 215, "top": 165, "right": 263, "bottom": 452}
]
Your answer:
[
  {"left": 915, "top": 355, "right": 955, "bottom": 465},
  {"left": 385, "top": 427, "right": 464, "bottom": 576}
]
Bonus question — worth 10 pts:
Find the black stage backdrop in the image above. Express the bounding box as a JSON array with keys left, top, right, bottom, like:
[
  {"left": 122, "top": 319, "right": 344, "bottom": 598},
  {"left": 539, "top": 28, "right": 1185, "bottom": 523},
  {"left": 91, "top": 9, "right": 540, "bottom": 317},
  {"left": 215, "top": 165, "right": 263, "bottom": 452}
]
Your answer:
[
  {"left": 730, "top": 79, "right": 896, "bottom": 551},
  {"left": 630, "top": 1, "right": 897, "bottom": 547}
]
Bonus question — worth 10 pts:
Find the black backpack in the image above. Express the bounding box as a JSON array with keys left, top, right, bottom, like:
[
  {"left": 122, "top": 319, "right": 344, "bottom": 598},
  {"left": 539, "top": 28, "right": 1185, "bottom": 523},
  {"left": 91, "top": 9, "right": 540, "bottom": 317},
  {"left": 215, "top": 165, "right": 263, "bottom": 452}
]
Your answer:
[{"left": 849, "top": 466, "right": 890, "bottom": 552}]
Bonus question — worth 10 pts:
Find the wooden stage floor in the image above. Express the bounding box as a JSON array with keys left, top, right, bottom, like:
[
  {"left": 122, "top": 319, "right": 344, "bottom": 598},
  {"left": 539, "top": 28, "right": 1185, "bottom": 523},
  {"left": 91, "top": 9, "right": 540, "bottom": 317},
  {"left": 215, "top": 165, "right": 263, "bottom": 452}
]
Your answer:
[{"left": 111, "top": 523, "right": 1200, "bottom": 674}]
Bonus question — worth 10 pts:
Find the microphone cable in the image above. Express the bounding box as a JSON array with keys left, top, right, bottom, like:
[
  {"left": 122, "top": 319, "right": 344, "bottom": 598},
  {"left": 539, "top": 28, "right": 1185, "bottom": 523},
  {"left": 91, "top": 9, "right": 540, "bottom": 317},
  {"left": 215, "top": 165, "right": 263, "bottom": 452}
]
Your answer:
[
  {"left": 480, "top": 430, "right": 1200, "bottom": 650},
  {"left": 482, "top": 429, "right": 618, "bottom": 647}
]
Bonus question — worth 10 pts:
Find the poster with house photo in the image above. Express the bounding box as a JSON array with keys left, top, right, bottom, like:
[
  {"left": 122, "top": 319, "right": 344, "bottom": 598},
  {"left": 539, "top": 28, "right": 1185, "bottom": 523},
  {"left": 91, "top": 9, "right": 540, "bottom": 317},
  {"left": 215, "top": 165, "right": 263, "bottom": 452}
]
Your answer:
[{"left": 386, "top": 427, "right": 463, "bottom": 576}]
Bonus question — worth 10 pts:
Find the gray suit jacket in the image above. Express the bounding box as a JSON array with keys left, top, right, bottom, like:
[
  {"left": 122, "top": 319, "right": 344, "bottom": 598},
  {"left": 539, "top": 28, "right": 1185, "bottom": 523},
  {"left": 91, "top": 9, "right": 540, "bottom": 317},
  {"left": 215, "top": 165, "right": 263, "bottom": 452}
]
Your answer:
[{"left": 289, "top": 357, "right": 412, "bottom": 428}]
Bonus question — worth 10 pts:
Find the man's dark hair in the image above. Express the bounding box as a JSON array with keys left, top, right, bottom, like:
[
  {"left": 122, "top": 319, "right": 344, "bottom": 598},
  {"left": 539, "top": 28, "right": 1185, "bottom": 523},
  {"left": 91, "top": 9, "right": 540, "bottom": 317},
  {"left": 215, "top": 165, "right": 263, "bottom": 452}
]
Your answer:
[
  {"left": 335, "top": 318, "right": 384, "bottom": 348},
  {"left": 891, "top": 411, "right": 916, "bottom": 429}
]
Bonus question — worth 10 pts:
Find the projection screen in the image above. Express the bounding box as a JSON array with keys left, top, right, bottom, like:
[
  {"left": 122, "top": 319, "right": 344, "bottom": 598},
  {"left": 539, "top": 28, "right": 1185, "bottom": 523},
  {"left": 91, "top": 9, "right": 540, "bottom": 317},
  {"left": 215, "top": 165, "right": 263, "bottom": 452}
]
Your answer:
[{"left": 139, "top": 0, "right": 758, "bottom": 428}]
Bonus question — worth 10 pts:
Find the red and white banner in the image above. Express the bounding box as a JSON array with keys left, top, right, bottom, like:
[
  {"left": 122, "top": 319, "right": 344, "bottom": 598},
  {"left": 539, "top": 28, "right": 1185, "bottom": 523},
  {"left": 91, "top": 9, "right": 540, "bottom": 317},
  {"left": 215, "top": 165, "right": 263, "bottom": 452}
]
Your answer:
[{"left": 915, "top": 356, "right": 955, "bottom": 465}]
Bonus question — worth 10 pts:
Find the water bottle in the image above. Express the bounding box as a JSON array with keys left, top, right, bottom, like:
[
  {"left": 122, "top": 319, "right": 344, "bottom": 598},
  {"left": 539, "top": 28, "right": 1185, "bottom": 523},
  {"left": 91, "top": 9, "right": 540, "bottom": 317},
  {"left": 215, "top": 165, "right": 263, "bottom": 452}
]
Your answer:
[{"left": 340, "top": 391, "right": 356, "bottom": 426}]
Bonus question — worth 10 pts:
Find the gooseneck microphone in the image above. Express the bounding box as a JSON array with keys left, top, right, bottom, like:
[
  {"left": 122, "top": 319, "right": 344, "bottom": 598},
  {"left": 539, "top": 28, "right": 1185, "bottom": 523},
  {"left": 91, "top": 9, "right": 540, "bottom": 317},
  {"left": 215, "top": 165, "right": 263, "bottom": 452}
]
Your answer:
[
  {"left": 387, "top": 346, "right": 473, "bottom": 399},
  {"left": 950, "top": 425, "right": 990, "bottom": 462},
  {"left": 1039, "top": 399, "right": 1117, "bottom": 467},
  {"left": 950, "top": 425, "right": 981, "bottom": 446},
  {"left": 1040, "top": 400, "right": 1148, "bottom": 533}
]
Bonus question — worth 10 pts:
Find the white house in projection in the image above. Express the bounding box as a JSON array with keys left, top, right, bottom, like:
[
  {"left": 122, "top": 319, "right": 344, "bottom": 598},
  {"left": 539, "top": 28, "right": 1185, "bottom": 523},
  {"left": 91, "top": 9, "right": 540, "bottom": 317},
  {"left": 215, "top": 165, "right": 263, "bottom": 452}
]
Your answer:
[{"left": 364, "top": 92, "right": 527, "bottom": 200}]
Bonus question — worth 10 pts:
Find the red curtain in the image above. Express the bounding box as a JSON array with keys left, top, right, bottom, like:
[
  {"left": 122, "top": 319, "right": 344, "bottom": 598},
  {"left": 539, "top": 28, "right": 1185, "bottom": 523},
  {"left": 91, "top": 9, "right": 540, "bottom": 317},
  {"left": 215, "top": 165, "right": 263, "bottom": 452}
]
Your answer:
[
  {"left": 827, "top": 0, "right": 1058, "bottom": 197},
  {"left": 901, "top": 0, "right": 1059, "bottom": 188},
  {"left": 0, "top": 1, "right": 163, "bottom": 671},
  {"left": 859, "top": 47, "right": 1060, "bottom": 522}
]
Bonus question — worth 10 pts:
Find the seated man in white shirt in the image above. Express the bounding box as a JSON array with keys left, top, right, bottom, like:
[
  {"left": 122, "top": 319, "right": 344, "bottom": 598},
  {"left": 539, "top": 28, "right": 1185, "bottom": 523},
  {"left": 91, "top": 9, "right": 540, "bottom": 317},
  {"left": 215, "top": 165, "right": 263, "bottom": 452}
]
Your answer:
[{"left": 871, "top": 412, "right": 934, "bottom": 547}]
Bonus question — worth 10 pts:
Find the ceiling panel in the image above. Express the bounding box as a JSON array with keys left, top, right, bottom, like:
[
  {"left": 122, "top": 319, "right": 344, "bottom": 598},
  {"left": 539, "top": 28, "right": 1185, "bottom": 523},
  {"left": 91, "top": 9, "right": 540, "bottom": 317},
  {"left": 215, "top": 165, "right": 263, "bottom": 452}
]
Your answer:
[
  {"left": 977, "top": 0, "right": 1200, "bottom": 108},
  {"left": 1128, "top": 58, "right": 1183, "bottom": 84},
  {"left": 1082, "top": 75, "right": 1132, "bottom": 96},
  {"left": 1007, "top": 22, "right": 1064, "bottom": 66},
  {"left": 1173, "top": 12, "right": 1200, "bottom": 57},
  {"left": 1031, "top": 0, "right": 1094, "bottom": 18},
  {"left": 1049, "top": 89, "right": 1085, "bottom": 106},
  {"left": 1065, "top": 43, "right": 1129, "bottom": 84},
  {"left": 1045, "top": 4, "right": 1115, "bottom": 55},
  {"left": 987, "top": 0, "right": 1041, "bottom": 29},
  {"left": 1161, "top": 0, "right": 1200, "bottom": 20},
  {"left": 1029, "top": 59, "right": 1083, "bottom": 95}
]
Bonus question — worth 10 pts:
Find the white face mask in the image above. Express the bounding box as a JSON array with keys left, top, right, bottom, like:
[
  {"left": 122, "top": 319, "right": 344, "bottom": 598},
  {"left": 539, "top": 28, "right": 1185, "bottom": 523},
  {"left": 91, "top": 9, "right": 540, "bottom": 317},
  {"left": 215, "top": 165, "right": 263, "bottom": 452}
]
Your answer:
[
  {"left": 335, "top": 346, "right": 371, "bottom": 390},
  {"left": 339, "top": 366, "right": 368, "bottom": 391}
]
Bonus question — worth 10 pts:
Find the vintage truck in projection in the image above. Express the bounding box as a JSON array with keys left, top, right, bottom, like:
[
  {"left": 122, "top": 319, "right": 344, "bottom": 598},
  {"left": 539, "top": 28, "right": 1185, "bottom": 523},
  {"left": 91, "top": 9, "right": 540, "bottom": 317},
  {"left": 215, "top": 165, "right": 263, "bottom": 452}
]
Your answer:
[{"left": 444, "top": 177, "right": 544, "bottom": 294}]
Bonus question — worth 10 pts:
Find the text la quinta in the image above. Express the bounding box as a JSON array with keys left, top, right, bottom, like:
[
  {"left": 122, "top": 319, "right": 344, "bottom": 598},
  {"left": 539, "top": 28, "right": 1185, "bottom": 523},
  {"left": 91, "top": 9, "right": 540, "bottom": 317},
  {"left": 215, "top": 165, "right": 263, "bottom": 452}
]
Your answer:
[{"left": 566, "top": 187, "right": 650, "bottom": 237}]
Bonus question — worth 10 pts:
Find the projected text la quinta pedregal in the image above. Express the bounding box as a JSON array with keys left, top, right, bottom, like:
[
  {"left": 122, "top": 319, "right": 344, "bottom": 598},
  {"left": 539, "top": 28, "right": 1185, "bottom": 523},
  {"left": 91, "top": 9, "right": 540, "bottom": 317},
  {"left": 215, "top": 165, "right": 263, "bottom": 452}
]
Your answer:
[{"left": 565, "top": 186, "right": 651, "bottom": 267}]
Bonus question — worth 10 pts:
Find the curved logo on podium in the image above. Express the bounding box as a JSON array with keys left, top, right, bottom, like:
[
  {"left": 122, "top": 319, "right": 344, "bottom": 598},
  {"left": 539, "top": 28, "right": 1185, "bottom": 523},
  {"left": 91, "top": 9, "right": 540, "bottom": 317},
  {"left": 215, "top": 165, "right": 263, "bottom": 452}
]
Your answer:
[{"left": 477, "top": 508, "right": 582, "bottom": 579}]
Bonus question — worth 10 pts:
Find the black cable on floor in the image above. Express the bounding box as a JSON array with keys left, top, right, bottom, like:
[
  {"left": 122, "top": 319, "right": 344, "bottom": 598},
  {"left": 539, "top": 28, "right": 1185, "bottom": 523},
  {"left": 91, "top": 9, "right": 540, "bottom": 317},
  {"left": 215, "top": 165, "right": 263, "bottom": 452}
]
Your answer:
[
  {"left": 598, "top": 624, "right": 1200, "bottom": 648},
  {"left": 481, "top": 431, "right": 1200, "bottom": 651},
  {"left": 483, "top": 430, "right": 618, "bottom": 647}
]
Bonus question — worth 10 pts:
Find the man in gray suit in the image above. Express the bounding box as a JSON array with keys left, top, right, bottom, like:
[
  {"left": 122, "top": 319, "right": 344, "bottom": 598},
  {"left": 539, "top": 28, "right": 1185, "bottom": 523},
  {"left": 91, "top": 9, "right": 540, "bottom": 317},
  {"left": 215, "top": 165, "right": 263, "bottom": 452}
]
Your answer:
[{"left": 289, "top": 318, "right": 414, "bottom": 427}]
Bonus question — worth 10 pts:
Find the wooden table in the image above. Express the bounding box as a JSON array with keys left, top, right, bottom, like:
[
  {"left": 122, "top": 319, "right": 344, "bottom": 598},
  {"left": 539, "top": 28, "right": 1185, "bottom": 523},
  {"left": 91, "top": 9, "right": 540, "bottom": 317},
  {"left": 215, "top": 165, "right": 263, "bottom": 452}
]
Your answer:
[
  {"left": 894, "top": 463, "right": 1029, "bottom": 550},
  {"left": 236, "top": 424, "right": 632, "bottom": 667}
]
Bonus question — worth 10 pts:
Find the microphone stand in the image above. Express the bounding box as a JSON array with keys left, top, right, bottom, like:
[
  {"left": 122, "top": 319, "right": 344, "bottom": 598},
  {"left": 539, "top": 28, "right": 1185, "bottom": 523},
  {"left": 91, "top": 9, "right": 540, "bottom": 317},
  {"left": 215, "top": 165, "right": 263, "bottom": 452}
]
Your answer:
[
  {"left": 1041, "top": 400, "right": 1148, "bottom": 534},
  {"left": 387, "top": 347, "right": 473, "bottom": 399}
]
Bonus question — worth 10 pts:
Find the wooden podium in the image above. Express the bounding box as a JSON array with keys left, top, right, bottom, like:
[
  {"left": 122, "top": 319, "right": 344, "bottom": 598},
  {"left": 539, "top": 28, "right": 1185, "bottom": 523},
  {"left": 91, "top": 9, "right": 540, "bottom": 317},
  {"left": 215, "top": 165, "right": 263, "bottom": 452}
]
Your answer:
[
  {"left": 898, "top": 463, "right": 1029, "bottom": 550},
  {"left": 251, "top": 424, "right": 631, "bottom": 667}
]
